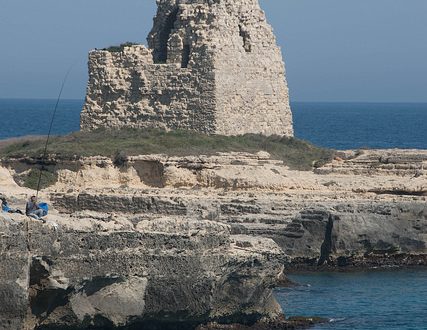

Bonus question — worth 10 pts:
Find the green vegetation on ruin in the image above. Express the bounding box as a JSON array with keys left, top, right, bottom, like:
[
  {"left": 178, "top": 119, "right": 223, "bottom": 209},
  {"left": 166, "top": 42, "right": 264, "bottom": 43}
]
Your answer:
[
  {"left": 102, "top": 42, "right": 139, "bottom": 52},
  {"left": 0, "top": 129, "right": 335, "bottom": 171}
]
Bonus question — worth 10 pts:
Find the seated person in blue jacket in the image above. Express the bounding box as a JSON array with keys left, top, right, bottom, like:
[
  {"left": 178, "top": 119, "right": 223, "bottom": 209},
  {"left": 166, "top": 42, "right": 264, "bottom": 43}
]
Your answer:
[
  {"left": 1, "top": 197, "right": 24, "bottom": 214},
  {"left": 26, "top": 196, "right": 46, "bottom": 221}
]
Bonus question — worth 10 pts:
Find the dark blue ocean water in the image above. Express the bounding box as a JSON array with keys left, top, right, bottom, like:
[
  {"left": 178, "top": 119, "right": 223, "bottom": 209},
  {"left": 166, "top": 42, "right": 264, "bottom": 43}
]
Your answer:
[
  {"left": 276, "top": 270, "right": 427, "bottom": 330},
  {"left": 293, "top": 102, "right": 427, "bottom": 150},
  {"left": 0, "top": 99, "right": 83, "bottom": 139},
  {"left": 0, "top": 99, "right": 426, "bottom": 149}
]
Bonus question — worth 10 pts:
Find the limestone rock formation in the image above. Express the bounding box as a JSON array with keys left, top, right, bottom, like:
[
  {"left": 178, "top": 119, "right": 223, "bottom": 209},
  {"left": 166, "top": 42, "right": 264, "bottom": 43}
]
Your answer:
[
  {"left": 0, "top": 213, "right": 284, "bottom": 329},
  {"left": 81, "top": 0, "right": 293, "bottom": 136},
  {"left": 42, "top": 148, "right": 426, "bottom": 269},
  {"left": 1, "top": 148, "right": 426, "bottom": 328}
]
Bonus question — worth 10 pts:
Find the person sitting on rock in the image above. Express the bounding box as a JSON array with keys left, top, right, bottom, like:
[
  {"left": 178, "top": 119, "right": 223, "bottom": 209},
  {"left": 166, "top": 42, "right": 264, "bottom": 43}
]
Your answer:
[
  {"left": 1, "top": 197, "right": 24, "bottom": 214},
  {"left": 26, "top": 196, "right": 45, "bottom": 222}
]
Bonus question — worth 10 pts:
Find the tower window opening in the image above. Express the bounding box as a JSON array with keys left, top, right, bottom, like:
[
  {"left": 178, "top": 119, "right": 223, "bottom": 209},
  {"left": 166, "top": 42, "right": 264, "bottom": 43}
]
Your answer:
[
  {"left": 156, "top": 8, "right": 179, "bottom": 63},
  {"left": 239, "top": 24, "right": 251, "bottom": 53},
  {"left": 181, "top": 44, "right": 191, "bottom": 68}
]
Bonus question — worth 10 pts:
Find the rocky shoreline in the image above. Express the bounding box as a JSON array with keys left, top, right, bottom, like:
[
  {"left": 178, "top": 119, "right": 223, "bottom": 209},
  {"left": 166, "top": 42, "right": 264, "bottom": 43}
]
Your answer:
[
  {"left": 285, "top": 254, "right": 427, "bottom": 273},
  {"left": 1, "top": 148, "right": 426, "bottom": 329},
  {"left": 0, "top": 214, "right": 286, "bottom": 329},
  {"left": 197, "top": 316, "right": 329, "bottom": 330}
]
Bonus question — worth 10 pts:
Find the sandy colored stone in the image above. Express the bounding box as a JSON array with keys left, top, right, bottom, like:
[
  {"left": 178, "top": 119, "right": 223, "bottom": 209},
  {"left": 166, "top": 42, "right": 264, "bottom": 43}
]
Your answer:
[
  {"left": 81, "top": 0, "right": 293, "bottom": 136},
  {"left": 0, "top": 148, "right": 426, "bottom": 328}
]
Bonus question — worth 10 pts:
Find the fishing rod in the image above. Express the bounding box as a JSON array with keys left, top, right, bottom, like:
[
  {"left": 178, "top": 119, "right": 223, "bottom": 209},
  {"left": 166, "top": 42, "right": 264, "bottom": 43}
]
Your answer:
[{"left": 35, "top": 66, "right": 73, "bottom": 199}]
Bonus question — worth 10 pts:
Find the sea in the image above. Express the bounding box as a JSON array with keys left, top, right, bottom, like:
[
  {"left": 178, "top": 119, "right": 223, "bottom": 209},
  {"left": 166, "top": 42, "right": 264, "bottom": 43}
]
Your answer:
[
  {"left": 1, "top": 99, "right": 427, "bottom": 329},
  {"left": 0, "top": 99, "right": 426, "bottom": 150},
  {"left": 277, "top": 270, "right": 427, "bottom": 330}
]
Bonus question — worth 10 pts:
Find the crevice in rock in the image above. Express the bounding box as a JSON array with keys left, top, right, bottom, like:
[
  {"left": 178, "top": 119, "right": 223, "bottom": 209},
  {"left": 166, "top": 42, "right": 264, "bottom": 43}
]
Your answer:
[
  {"left": 317, "top": 214, "right": 335, "bottom": 266},
  {"left": 369, "top": 189, "right": 427, "bottom": 197},
  {"left": 29, "top": 257, "right": 72, "bottom": 320}
]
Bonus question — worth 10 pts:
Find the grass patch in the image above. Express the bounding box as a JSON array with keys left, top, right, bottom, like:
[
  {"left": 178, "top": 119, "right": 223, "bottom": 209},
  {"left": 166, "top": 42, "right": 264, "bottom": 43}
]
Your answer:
[
  {"left": 15, "top": 168, "right": 58, "bottom": 190},
  {"left": 103, "top": 42, "right": 139, "bottom": 52},
  {"left": 0, "top": 129, "right": 335, "bottom": 171}
]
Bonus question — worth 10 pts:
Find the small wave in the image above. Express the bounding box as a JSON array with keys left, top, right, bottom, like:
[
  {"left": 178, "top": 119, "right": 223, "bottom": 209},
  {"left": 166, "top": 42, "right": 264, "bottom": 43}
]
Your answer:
[{"left": 329, "top": 317, "right": 346, "bottom": 323}]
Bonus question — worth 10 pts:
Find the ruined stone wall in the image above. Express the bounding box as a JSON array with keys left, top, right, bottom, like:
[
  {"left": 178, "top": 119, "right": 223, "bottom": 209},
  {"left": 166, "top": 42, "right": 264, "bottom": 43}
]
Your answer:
[
  {"left": 81, "top": 0, "right": 294, "bottom": 136},
  {"left": 80, "top": 46, "right": 217, "bottom": 133}
]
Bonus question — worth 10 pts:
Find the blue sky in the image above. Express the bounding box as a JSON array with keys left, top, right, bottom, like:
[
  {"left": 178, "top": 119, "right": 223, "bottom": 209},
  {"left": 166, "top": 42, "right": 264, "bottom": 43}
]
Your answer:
[{"left": 0, "top": 0, "right": 426, "bottom": 102}]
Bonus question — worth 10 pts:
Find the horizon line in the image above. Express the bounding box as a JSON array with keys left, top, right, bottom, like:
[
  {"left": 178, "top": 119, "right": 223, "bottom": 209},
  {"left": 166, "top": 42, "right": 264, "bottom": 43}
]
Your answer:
[{"left": 0, "top": 97, "right": 427, "bottom": 105}]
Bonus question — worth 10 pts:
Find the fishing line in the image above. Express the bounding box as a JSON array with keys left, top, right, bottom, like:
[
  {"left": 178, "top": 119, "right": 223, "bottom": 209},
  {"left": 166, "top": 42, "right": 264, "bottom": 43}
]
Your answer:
[{"left": 35, "top": 64, "right": 74, "bottom": 199}]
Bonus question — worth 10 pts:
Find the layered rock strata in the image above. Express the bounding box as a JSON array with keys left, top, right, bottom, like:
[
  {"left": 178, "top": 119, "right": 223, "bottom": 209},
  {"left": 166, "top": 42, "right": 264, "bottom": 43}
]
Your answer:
[
  {"left": 81, "top": 0, "right": 293, "bottom": 136},
  {"left": 0, "top": 213, "right": 284, "bottom": 329},
  {"left": 44, "top": 148, "right": 426, "bottom": 268},
  {"left": 1, "top": 148, "right": 426, "bottom": 328}
]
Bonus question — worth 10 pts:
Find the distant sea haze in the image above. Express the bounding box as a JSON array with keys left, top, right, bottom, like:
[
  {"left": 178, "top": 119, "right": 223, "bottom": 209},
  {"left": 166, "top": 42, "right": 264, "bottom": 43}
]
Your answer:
[{"left": 0, "top": 99, "right": 426, "bottom": 150}]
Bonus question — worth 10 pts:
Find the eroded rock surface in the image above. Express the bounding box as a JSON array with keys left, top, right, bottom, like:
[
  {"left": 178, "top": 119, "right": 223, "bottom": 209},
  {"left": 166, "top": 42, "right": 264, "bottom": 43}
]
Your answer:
[
  {"left": 43, "top": 148, "right": 426, "bottom": 269},
  {"left": 1, "top": 148, "right": 426, "bottom": 328},
  {"left": 0, "top": 214, "right": 284, "bottom": 329}
]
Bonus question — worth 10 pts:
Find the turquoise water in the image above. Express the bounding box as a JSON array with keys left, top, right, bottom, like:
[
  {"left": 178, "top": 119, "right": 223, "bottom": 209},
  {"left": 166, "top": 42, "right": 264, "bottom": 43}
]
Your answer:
[
  {"left": 276, "top": 269, "right": 427, "bottom": 330},
  {"left": 1, "top": 99, "right": 427, "bottom": 150}
]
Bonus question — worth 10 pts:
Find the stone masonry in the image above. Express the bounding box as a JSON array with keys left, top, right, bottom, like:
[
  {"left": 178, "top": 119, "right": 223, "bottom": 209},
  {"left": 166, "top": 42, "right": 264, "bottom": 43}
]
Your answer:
[{"left": 81, "top": 0, "right": 294, "bottom": 136}]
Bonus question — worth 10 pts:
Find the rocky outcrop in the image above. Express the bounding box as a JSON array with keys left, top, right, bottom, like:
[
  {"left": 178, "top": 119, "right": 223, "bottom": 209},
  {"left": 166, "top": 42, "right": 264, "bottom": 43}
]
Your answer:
[
  {"left": 316, "top": 149, "right": 427, "bottom": 177},
  {"left": 81, "top": 0, "right": 293, "bottom": 136},
  {"left": 1, "top": 148, "right": 426, "bottom": 328},
  {"left": 42, "top": 148, "right": 426, "bottom": 269},
  {"left": 0, "top": 214, "right": 285, "bottom": 329}
]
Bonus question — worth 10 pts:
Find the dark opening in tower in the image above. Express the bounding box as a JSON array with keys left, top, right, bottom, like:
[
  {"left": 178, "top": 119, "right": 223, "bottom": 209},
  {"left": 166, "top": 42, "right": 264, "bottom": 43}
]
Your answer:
[
  {"left": 181, "top": 44, "right": 191, "bottom": 68},
  {"left": 239, "top": 24, "right": 252, "bottom": 53},
  {"left": 155, "top": 8, "right": 179, "bottom": 63}
]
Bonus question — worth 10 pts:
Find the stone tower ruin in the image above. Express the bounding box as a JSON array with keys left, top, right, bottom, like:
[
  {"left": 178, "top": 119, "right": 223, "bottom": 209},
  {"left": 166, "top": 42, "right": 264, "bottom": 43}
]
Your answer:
[{"left": 81, "top": 0, "right": 294, "bottom": 136}]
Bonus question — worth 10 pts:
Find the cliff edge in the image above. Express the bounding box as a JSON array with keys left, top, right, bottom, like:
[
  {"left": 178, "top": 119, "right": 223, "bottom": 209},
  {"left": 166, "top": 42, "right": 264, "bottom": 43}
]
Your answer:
[
  {"left": 1, "top": 147, "right": 426, "bottom": 328},
  {"left": 0, "top": 179, "right": 285, "bottom": 329}
]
